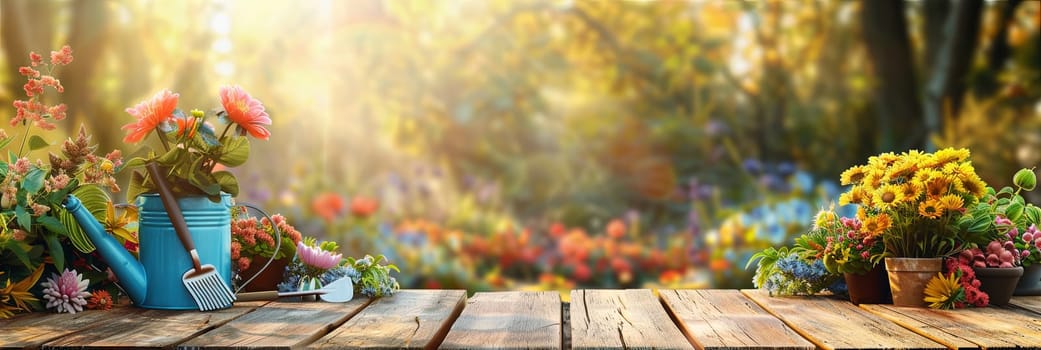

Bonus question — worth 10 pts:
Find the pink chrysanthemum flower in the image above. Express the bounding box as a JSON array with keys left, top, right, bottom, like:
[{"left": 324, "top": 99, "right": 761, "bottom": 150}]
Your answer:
[
  {"left": 122, "top": 89, "right": 179, "bottom": 143},
  {"left": 40, "top": 269, "right": 91, "bottom": 314},
  {"left": 297, "top": 241, "right": 342, "bottom": 270},
  {"left": 219, "top": 85, "right": 271, "bottom": 140}
]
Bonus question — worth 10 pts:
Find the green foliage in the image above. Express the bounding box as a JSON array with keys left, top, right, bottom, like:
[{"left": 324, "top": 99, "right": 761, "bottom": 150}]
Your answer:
[{"left": 346, "top": 254, "right": 400, "bottom": 298}]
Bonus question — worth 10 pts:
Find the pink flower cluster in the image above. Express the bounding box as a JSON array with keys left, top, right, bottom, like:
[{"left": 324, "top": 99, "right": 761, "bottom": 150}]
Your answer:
[
  {"left": 1, "top": 157, "right": 50, "bottom": 213},
  {"left": 1023, "top": 225, "right": 1041, "bottom": 250},
  {"left": 11, "top": 46, "right": 73, "bottom": 130},
  {"left": 231, "top": 214, "right": 303, "bottom": 271},
  {"left": 947, "top": 254, "right": 989, "bottom": 308}
]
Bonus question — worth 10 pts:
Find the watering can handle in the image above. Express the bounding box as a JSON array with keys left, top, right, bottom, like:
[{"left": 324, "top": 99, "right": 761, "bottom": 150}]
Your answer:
[
  {"left": 145, "top": 162, "right": 202, "bottom": 271},
  {"left": 234, "top": 203, "right": 280, "bottom": 293}
]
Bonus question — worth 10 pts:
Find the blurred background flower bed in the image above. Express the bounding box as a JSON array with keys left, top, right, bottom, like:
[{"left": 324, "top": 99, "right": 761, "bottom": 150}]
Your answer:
[{"left": 1, "top": 0, "right": 1040, "bottom": 293}]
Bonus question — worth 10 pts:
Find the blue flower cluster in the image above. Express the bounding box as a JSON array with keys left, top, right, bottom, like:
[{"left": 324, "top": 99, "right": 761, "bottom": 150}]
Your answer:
[{"left": 762, "top": 253, "right": 844, "bottom": 296}]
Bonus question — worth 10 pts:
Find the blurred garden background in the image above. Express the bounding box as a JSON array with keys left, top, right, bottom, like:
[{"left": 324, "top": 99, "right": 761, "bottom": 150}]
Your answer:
[{"left": 1, "top": 0, "right": 1039, "bottom": 293}]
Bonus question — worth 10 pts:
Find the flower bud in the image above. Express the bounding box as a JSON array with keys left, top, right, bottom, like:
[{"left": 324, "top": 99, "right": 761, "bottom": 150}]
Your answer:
[
  {"left": 190, "top": 109, "right": 205, "bottom": 118},
  {"left": 1014, "top": 168, "right": 1036, "bottom": 191}
]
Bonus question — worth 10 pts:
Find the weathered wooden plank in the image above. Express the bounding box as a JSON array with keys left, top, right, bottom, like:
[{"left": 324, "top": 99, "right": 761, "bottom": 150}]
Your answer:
[
  {"left": 570, "top": 289, "right": 694, "bottom": 350},
  {"left": 440, "top": 291, "right": 561, "bottom": 350},
  {"left": 307, "top": 290, "right": 466, "bottom": 350},
  {"left": 0, "top": 307, "right": 141, "bottom": 349},
  {"left": 177, "top": 298, "right": 371, "bottom": 349},
  {"left": 741, "top": 289, "right": 946, "bottom": 350},
  {"left": 41, "top": 302, "right": 266, "bottom": 349},
  {"left": 1009, "top": 296, "right": 1041, "bottom": 316},
  {"left": 660, "top": 289, "right": 814, "bottom": 350},
  {"left": 862, "top": 303, "right": 1041, "bottom": 350}
]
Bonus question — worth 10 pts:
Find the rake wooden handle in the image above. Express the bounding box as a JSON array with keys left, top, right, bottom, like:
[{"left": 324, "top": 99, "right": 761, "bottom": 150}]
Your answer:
[{"left": 145, "top": 162, "right": 202, "bottom": 272}]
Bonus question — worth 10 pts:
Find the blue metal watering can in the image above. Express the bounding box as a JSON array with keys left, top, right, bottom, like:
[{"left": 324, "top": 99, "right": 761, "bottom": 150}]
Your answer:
[{"left": 64, "top": 193, "right": 275, "bottom": 310}]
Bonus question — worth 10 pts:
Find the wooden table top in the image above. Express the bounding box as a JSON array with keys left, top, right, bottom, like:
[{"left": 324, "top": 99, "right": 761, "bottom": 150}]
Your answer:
[{"left": 2, "top": 289, "right": 1041, "bottom": 349}]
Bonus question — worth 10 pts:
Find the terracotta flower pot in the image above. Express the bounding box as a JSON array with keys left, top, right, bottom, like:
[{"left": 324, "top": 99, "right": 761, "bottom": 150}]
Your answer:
[
  {"left": 1014, "top": 264, "right": 1041, "bottom": 296},
  {"left": 237, "top": 257, "right": 289, "bottom": 292},
  {"left": 975, "top": 266, "right": 1024, "bottom": 306},
  {"left": 844, "top": 264, "right": 892, "bottom": 305},
  {"left": 885, "top": 257, "right": 942, "bottom": 307}
]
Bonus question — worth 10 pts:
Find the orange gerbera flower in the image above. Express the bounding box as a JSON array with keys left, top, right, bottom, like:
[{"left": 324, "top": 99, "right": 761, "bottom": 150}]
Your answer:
[
  {"left": 861, "top": 214, "right": 892, "bottom": 237},
  {"left": 919, "top": 200, "right": 944, "bottom": 219},
  {"left": 122, "top": 89, "right": 179, "bottom": 143},
  {"left": 219, "top": 85, "right": 271, "bottom": 140}
]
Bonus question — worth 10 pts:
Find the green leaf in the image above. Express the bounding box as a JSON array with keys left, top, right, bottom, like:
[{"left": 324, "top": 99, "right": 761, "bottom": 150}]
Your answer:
[
  {"left": 188, "top": 171, "right": 221, "bottom": 195},
  {"left": 27, "top": 135, "right": 50, "bottom": 151},
  {"left": 14, "top": 205, "right": 30, "bottom": 230},
  {"left": 4, "top": 239, "right": 34, "bottom": 270},
  {"left": 0, "top": 136, "right": 13, "bottom": 150},
  {"left": 122, "top": 157, "right": 149, "bottom": 170},
  {"left": 127, "top": 170, "right": 153, "bottom": 201},
  {"left": 1025, "top": 205, "right": 1041, "bottom": 225},
  {"left": 42, "top": 231, "right": 65, "bottom": 272},
  {"left": 38, "top": 215, "right": 68, "bottom": 235},
  {"left": 0, "top": 162, "right": 7, "bottom": 179},
  {"left": 216, "top": 136, "right": 250, "bottom": 167},
  {"left": 212, "top": 170, "right": 239, "bottom": 197},
  {"left": 1007, "top": 201, "right": 1025, "bottom": 222},
  {"left": 21, "top": 168, "right": 46, "bottom": 194},
  {"left": 155, "top": 148, "right": 185, "bottom": 167}
]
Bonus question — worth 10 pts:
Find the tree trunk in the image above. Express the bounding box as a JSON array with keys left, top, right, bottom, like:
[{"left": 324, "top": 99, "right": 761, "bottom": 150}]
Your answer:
[
  {"left": 978, "top": 0, "right": 1023, "bottom": 96},
  {"left": 923, "top": 0, "right": 983, "bottom": 147},
  {"left": 860, "top": 0, "right": 925, "bottom": 152},
  {"left": 922, "top": 0, "right": 951, "bottom": 70}
]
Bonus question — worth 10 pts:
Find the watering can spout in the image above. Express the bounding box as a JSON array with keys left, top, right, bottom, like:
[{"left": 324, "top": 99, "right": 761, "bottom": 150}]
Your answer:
[{"left": 64, "top": 194, "right": 148, "bottom": 304}]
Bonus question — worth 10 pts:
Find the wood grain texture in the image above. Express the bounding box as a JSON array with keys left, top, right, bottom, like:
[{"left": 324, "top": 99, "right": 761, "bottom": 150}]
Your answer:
[
  {"left": 570, "top": 289, "right": 694, "bottom": 350},
  {"left": 741, "top": 289, "right": 945, "bottom": 350},
  {"left": 177, "top": 298, "right": 371, "bottom": 349},
  {"left": 0, "top": 306, "right": 140, "bottom": 349},
  {"left": 1010, "top": 296, "right": 1041, "bottom": 316},
  {"left": 660, "top": 289, "right": 814, "bottom": 350},
  {"left": 861, "top": 303, "right": 1041, "bottom": 350},
  {"left": 307, "top": 289, "right": 466, "bottom": 350},
  {"left": 41, "top": 302, "right": 266, "bottom": 349},
  {"left": 440, "top": 291, "right": 561, "bottom": 350}
]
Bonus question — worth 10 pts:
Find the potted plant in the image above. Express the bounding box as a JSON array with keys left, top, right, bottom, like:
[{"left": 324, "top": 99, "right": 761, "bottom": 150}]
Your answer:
[
  {"left": 838, "top": 148, "right": 993, "bottom": 306},
  {"left": 231, "top": 213, "right": 303, "bottom": 292},
  {"left": 966, "top": 167, "right": 1041, "bottom": 296},
  {"left": 114, "top": 86, "right": 272, "bottom": 309},
  {"left": 816, "top": 209, "right": 890, "bottom": 304},
  {"left": 746, "top": 221, "right": 845, "bottom": 297},
  {"left": 961, "top": 237, "right": 1026, "bottom": 305}
]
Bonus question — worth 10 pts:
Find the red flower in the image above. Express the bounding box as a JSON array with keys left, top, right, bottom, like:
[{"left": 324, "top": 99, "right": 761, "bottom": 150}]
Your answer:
[
  {"left": 87, "top": 290, "right": 113, "bottom": 311},
  {"left": 350, "top": 196, "right": 380, "bottom": 218},
  {"left": 311, "top": 192, "right": 345, "bottom": 222},
  {"left": 219, "top": 85, "right": 271, "bottom": 140},
  {"left": 549, "top": 222, "right": 566, "bottom": 239},
  {"left": 122, "top": 89, "right": 179, "bottom": 143}
]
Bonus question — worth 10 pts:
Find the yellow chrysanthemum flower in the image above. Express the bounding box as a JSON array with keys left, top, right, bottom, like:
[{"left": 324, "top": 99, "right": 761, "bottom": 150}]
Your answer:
[
  {"left": 901, "top": 181, "right": 923, "bottom": 203},
  {"left": 924, "top": 272, "right": 964, "bottom": 310},
  {"left": 840, "top": 165, "right": 868, "bottom": 186},
  {"left": 814, "top": 209, "right": 837, "bottom": 230},
  {"left": 939, "top": 194, "right": 964, "bottom": 211},
  {"left": 904, "top": 150, "right": 929, "bottom": 167},
  {"left": 840, "top": 186, "right": 870, "bottom": 206},
  {"left": 885, "top": 159, "right": 918, "bottom": 182},
  {"left": 913, "top": 168, "right": 941, "bottom": 185},
  {"left": 868, "top": 152, "right": 900, "bottom": 169},
  {"left": 864, "top": 172, "right": 884, "bottom": 190},
  {"left": 942, "top": 161, "right": 975, "bottom": 180},
  {"left": 861, "top": 213, "right": 892, "bottom": 238},
  {"left": 961, "top": 175, "right": 988, "bottom": 198},
  {"left": 926, "top": 176, "right": 951, "bottom": 199},
  {"left": 930, "top": 148, "right": 970, "bottom": 169},
  {"left": 919, "top": 199, "right": 944, "bottom": 219},
  {"left": 873, "top": 184, "right": 905, "bottom": 211}
]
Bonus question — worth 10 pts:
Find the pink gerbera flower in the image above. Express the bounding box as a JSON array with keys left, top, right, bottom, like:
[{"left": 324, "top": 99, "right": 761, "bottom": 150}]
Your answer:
[
  {"left": 219, "top": 85, "right": 271, "bottom": 140},
  {"left": 122, "top": 89, "right": 179, "bottom": 143},
  {"left": 297, "top": 241, "right": 342, "bottom": 270}
]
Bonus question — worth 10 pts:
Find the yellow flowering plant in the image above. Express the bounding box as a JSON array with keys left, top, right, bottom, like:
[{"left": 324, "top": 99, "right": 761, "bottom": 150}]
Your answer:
[{"left": 838, "top": 148, "right": 996, "bottom": 258}]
